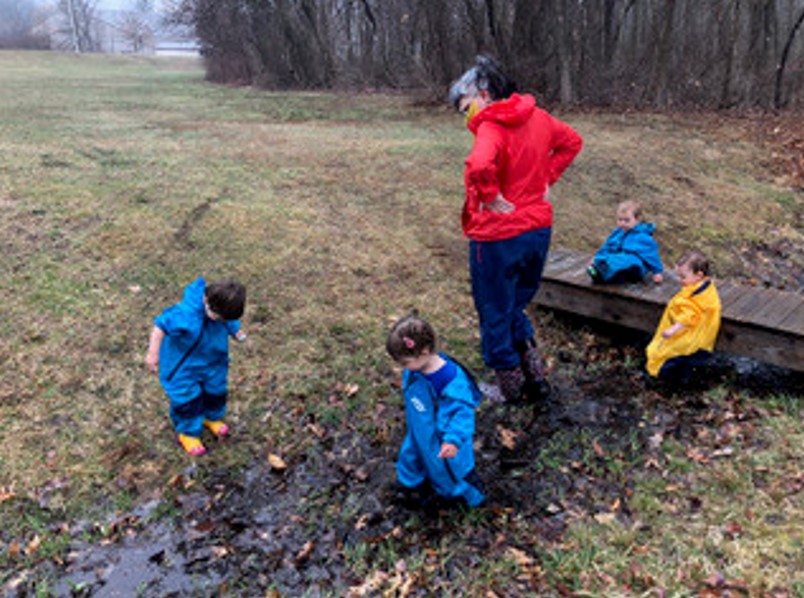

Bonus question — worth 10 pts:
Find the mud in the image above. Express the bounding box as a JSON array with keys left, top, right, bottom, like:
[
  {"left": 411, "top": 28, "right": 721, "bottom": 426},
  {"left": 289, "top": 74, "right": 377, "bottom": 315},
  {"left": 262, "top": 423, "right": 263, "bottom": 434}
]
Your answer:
[{"left": 3, "top": 351, "right": 801, "bottom": 597}]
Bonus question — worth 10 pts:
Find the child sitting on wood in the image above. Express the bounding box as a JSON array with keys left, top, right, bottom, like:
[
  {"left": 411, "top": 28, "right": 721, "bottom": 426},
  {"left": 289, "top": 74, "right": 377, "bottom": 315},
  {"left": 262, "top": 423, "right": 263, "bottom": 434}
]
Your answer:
[
  {"left": 146, "top": 278, "right": 247, "bottom": 456},
  {"left": 646, "top": 251, "right": 721, "bottom": 386},
  {"left": 386, "top": 314, "right": 485, "bottom": 509},
  {"left": 588, "top": 200, "right": 664, "bottom": 284}
]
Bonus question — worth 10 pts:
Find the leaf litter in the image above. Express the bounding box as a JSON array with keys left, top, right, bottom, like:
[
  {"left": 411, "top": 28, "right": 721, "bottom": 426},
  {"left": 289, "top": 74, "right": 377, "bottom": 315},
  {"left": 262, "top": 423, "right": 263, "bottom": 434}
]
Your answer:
[{"left": 1, "top": 337, "right": 799, "bottom": 597}]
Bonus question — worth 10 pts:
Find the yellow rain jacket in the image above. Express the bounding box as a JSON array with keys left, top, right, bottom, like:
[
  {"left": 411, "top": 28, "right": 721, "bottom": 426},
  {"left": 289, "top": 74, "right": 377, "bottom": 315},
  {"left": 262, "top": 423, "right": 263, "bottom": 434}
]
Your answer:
[{"left": 646, "top": 279, "right": 721, "bottom": 377}]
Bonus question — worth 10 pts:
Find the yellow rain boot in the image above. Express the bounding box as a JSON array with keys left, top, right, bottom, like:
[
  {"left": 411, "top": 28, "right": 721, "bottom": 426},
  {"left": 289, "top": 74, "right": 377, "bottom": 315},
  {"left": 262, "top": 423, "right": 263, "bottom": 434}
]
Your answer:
[
  {"left": 203, "top": 419, "right": 229, "bottom": 437},
  {"left": 178, "top": 434, "right": 206, "bottom": 456}
]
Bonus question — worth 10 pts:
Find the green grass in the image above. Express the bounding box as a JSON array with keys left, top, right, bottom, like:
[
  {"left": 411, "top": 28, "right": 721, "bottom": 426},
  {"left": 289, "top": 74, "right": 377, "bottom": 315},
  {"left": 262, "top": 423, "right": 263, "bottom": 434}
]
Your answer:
[{"left": 0, "top": 50, "right": 801, "bottom": 596}]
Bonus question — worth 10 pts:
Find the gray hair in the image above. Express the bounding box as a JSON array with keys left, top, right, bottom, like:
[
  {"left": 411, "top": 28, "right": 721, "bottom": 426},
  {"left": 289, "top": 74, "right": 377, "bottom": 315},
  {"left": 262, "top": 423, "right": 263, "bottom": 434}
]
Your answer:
[{"left": 448, "top": 55, "right": 517, "bottom": 109}]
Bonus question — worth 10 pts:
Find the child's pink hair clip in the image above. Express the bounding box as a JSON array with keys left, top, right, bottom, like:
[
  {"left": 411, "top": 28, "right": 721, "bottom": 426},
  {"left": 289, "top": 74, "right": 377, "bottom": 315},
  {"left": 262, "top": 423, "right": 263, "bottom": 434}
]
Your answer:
[{"left": 403, "top": 336, "right": 416, "bottom": 349}]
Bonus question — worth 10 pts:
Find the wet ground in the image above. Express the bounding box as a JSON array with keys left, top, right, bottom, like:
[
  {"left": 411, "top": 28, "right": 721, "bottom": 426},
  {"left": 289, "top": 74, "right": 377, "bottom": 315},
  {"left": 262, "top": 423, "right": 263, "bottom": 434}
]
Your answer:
[{"left": 3, "top": 347, "right": 800, "bottom": 597}]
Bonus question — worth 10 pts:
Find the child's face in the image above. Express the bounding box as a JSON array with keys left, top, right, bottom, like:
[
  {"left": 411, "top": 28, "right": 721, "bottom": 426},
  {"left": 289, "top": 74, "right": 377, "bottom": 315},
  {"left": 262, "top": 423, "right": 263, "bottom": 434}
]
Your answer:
[
  {"left": 617, "top": 209, "right": 638, "bottom": 231},
  {"left": 676, "top": 263, "right": 705, "bottom": 286},
  {"left": 397, "top": 350, "right": 434, "bottom": 373}
]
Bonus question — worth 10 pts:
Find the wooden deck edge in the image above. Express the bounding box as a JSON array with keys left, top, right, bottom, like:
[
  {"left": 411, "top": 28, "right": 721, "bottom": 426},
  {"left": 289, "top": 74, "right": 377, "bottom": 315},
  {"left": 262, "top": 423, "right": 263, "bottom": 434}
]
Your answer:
[{"left": 535, "top": 278, "right": 804, "bottom": 372}]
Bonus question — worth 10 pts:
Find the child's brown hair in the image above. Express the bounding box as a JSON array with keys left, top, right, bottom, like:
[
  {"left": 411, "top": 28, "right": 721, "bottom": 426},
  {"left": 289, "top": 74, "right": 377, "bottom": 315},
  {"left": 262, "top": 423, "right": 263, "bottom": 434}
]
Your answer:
[
  {"left": 206, "top": 280, "right": 246, "bottom": 321},
  {"left": 386, "top": 314, "right": 436, "bottom": 361},
  {"left": 677, "top": 251, "right": 710, "bottom": 277}
]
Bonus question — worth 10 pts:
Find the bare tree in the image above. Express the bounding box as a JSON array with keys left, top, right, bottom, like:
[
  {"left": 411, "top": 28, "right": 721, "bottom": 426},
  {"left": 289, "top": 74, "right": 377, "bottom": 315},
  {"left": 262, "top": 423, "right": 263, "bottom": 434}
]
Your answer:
[
  {"left": 0, "top": 0, "right": 50, "bottom": 49},
  {"left": 58, "top": 0, "right": 99, "bottom": 53},
  {"left": 173, "top": 0, "right": 804, "bottom": 109},
  {"left": 775, "top": 5, "right": 804, "bottom": 108},
  {"left": 119, "top": 0, "right": 155, "bottom": 53}
]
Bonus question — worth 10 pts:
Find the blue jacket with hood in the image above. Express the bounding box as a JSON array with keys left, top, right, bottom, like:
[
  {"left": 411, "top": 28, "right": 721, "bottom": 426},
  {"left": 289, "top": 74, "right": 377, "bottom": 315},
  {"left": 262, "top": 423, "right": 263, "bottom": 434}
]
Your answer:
[
  {"left": 397, "top": 356, "right": 484, "bottom": 506},
  {"left": 154, "top": 278, "right": 241, "bottom": 402},
  {"left": 593, "top": 222, "right": 663, "bottom": 282}
]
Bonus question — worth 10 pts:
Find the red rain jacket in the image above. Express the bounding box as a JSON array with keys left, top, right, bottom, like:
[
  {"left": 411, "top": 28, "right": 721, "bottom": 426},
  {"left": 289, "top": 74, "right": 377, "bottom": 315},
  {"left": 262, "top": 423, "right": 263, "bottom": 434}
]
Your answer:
[{"left": 463, "top": 93, "right": 583, "bottom": 241}]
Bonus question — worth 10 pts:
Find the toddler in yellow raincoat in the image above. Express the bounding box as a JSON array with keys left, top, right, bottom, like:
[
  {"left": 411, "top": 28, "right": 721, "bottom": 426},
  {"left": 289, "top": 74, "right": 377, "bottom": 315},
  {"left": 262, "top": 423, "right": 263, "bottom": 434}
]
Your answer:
[{"left": 646, "top": 251, "right": 721, "bottom": 385}]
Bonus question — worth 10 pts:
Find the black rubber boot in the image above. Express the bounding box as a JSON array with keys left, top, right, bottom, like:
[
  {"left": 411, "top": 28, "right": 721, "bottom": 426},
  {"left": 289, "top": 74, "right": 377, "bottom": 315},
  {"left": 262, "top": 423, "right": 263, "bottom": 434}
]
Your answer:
[
  {"left": 494, "top": 366, "right": 526, "bottom": 404},
  {"left": 515, "top": 338, "right": 552, "bottom": 405}
]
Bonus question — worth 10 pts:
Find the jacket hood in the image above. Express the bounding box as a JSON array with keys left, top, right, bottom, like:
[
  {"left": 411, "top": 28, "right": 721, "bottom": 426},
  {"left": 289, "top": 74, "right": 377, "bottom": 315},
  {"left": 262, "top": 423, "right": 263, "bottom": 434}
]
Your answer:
[
  {"left": 181, "top": 277, "right": 207, "bottom": 313},
  {"left": 631, "top": 222, "right": 656, "bottom": 235},
  {"left": 468, "top": 93, "right": 536, "bottom": 134}
]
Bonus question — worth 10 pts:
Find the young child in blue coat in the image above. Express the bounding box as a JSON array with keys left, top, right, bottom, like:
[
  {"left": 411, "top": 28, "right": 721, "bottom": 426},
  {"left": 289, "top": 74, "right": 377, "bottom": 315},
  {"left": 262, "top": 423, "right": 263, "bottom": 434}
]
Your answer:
[
  {"left": 386, "top": 314, "right": 485, "bottom": 509},
  {"left": 588, "top": 200, "right": 664, "bottom": 284},
  {"left": 146, "top": 278, "right": 247, "bottom": 456}
]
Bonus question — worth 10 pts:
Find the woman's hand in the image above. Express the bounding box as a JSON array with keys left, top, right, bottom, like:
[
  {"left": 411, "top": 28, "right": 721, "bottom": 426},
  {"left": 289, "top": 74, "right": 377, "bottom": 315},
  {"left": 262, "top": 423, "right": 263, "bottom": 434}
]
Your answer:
[{"left": 483, "top": 193, "right": 515, "bottom": 214}]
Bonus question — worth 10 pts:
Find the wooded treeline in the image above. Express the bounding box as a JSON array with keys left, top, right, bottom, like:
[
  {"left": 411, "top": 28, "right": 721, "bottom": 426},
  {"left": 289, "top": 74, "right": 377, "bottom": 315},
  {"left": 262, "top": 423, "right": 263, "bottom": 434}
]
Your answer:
[{"left": 173, "top": 0, "right": 804, "bottom": 109}]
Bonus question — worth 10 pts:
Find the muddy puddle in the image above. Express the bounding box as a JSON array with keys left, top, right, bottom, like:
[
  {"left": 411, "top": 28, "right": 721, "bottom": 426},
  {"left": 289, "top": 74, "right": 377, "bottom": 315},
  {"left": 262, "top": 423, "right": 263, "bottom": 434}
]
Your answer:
[{"left": 4, "top": 354, "right": 801, "bottom": 597}]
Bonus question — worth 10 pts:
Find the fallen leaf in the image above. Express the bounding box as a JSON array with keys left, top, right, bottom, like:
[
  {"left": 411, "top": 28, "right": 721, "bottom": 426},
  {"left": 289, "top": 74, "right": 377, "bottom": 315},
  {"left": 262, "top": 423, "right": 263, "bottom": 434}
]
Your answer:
[
  {"left": 497, "top": 425, "right": 519, "bottom": 450},
  {"left": 724, "top": 521, "right": 743, "bottom": 539},
  {"left": 210, "top": 545, "right": 229, "bottom": 558},
  {"left": 592, "top": 440, "right": 606, "bottom": 457},
  {"left": 644, "top": 456, "right": 661, "bottom": 469},
  {"left": 25, "top": 535, "right": 41, "bottom": 556},
  {"left": 347, "top": 571, "right": 390, "bottom": 597},
  {"left": 7, "top": 539, "right": 21, "bottom": 558},
  {"left": 307, "top": 423, "right": 326, "bottom": 439},
  {"left": 267, "top": 454, "right": 287, "bottom": 471},
  {"left": 355, "top": 513, "right": 371, "bottom": 530},
  {"left": 295, "top": 540, "right": 314, "bottom": 563},
  {"left": 0, "top": 490, "right": 15, "bottom": 503},
  {"left": 710, "top": 446, "right": 735, "bottom": 459},
  {"left": 703, "top": 571, "right": 725, "bottom": 588},
  {"left": 505, "top": 546, "right": 535, "bottom": 567},
  {"left": 594, "top": 512, "right": 617, "bottom": 525},
  {"left": 686, "top": 447, "right": 709, "bottom": 463}
]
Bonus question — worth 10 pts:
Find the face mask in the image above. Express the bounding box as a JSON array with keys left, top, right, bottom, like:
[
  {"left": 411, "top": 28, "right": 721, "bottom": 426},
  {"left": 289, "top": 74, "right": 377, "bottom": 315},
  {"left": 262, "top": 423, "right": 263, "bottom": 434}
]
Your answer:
[{"left": 463, "top": 100, "right": 481, "bottom": 126}]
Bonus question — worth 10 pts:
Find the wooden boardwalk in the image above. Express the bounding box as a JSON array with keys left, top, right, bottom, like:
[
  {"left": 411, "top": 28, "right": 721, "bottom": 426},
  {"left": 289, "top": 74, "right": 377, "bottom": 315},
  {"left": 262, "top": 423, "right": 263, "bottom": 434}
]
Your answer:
[{"left": 535, "top": 248, "right": 804, "bottom": 372}]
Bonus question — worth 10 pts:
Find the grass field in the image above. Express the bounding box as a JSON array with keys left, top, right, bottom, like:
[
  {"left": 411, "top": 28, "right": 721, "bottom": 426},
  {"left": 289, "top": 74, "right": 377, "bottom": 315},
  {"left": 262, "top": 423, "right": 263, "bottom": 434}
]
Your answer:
[{"left": 0, "top": 51, "right": 801, "bottom": 596}]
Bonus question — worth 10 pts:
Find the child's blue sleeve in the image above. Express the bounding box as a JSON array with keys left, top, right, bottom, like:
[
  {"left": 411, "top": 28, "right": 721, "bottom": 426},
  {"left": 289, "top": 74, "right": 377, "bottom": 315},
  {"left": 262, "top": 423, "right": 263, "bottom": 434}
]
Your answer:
[
  {"left": 639, "top": 236, "right": 664, "bottom": 273},
  {"left": 594, "top": 228, "right": 620, "bottom": 259},
  {"left": 224, "top": 320, "right": 241, "bottom": 336},
  {"left": 154, "top": 305, "right": 190, "bottom": 335},
  {"left": 438, "top": 393, "right": 476, "bottom": 449}
]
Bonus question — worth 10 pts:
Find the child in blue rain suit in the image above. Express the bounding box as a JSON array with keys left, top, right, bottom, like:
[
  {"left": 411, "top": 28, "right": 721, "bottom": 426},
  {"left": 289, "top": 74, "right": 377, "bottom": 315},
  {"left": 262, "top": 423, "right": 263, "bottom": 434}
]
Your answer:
[
  {"left": 588, "top": 200, "right": 664, "bottom": 285},
  {"left": 146, "top": 278, "right": 247, "bottom": 456},
  {"left": 386, "top": 314, "right": 485, "bottom": 509}
]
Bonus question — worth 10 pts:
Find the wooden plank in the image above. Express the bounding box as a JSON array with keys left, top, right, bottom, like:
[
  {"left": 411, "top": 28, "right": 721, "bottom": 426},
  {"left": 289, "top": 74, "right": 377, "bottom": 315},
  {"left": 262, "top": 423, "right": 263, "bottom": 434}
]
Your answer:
[
  {"left": 537, "top": 279, "right": 664, "bottom": 333},
  {"left": 778, "top": 303, "right": 804, "bottom": 336},
  {"left": 717, "top": 322, "right": 804, "bottom": 370},
  {"left": 725, "top": 290, "right": 770, "bottom": 323},
  {"left": 544, "top": 249, "right": 581, "bottom": 274},
  {"left": 742, "top": 291, "right": 803, "bottom": 330},
  {"left": 546, "top": 255, "right": 589, "bottom": 281},
  {"left": 716, "top": 282, "right": 752, "bottom": 312}
]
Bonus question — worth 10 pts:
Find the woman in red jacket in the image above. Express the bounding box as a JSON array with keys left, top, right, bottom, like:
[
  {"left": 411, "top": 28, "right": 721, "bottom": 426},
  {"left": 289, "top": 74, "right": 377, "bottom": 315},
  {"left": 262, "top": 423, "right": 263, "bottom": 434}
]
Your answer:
[{"left": 449, "top": 56, "right": 583, "bottom": 404}]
